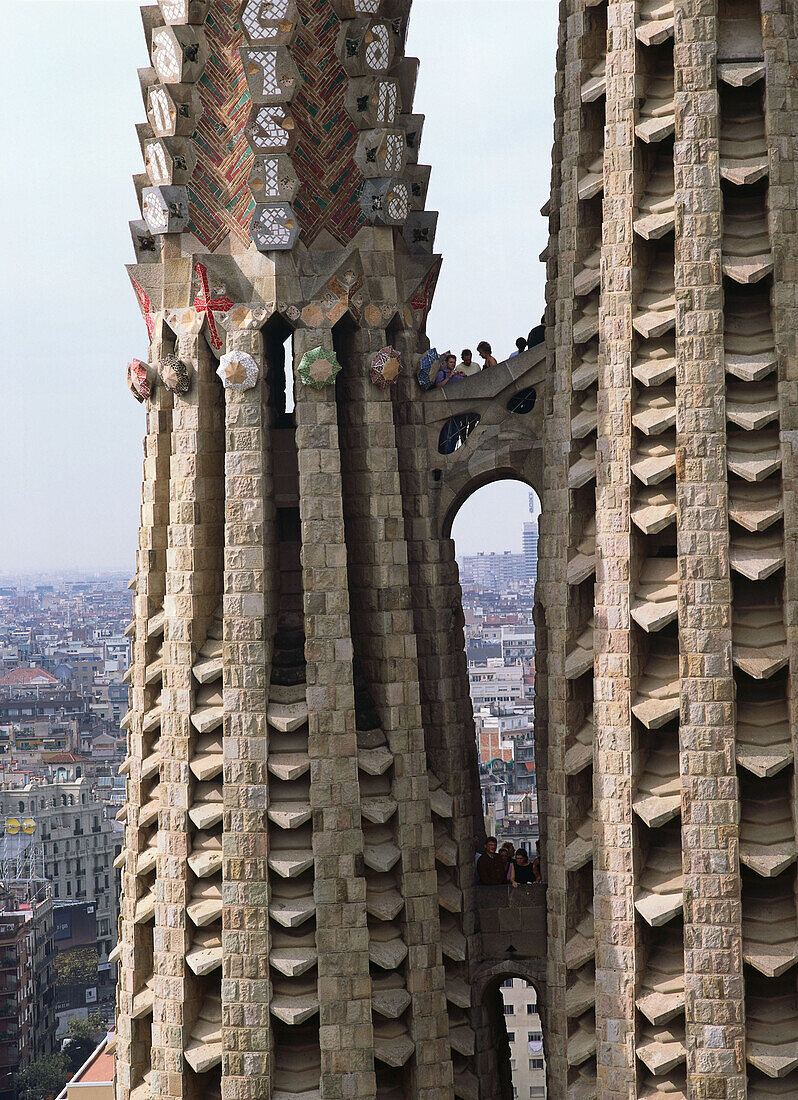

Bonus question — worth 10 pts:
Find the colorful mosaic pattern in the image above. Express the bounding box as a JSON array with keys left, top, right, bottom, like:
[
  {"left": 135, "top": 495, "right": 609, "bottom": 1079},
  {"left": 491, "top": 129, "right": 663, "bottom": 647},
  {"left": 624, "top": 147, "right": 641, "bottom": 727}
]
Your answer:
[
  {"left": 193, "top": 261, "right": 233, "bottom": 351},
  {"left": 158, "top": 354, "right": 191, "bottom": 394},
  {"left": 298, "top": 346, "right": 343, "bottom": 390},
  {"left": 187, "top": 0, "right": 255, "bottom": 251},
  {"left": 127, "top": 360, "right": 152, "bottom": 403},
  {"left": 417, "top": 346, "right": 440, "bottom": 390},
  {"left": 130, "top": 276, "right": 155, "bottom": 339},
  {"left": 410, "top": 259, "right": 442, "bottom": 334},
  {"left": 217, "top": 350, "right": 259, "bottom": 391},
  {"left": 370, "top": 345, "right": 402, "bottom": 389},
  {"left": 291, "top": 0, "right": 366, "bottom": 244}
]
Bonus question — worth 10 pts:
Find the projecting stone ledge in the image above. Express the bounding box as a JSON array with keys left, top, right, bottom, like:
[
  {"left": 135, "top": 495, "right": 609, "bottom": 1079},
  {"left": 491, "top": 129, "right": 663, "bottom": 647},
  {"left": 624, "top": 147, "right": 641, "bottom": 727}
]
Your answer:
[{"left": 476, "top": 884, "right": 547, "bottom": 960}]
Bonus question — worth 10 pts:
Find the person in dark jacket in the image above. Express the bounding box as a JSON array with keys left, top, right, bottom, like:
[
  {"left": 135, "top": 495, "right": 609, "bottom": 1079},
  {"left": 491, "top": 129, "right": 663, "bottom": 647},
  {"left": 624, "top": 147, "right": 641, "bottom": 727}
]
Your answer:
[
  {"left": 477, "top": 341, "right": 498, "bottom": 368},
  {"left": 476, "top": 837, "right": 508, "bottom": 885}
]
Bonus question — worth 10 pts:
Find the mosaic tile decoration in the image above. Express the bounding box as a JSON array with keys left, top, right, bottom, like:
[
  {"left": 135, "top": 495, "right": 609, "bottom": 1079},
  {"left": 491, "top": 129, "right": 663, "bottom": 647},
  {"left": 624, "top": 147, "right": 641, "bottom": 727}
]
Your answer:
[
  {"left": 217, "top": 349, "right": 259, "bottom": 391},
  {"left": 410, "top": 258, "right": 441, "bottom": 333},
  {"left": 291, "top": 0, "right": 366, "bottom": 244},
  {"left": 187, "top": 0, "right": 255, "bottom": 251},
  {"left": 130, "top": 275, "right": 155, "bottom": 338},
  {"left": 193, "top": 261, "right": 233, "bottom": 351},
  {"left": 298, "top": 345, "right": 343, "bottom": 389}
]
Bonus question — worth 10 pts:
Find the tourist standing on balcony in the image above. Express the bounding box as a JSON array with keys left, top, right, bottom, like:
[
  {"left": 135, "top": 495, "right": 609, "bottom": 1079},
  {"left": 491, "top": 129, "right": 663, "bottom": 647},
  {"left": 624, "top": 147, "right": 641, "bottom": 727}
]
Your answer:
[
  {"left": 499, "top": 841, "right": 515, "bottom": 871},
  {"left": 509, "top": 337, "right": 527, "bottom": 358},
  {"left": 477, "top": 341, "right": 498, "bottom": 369},
  {"left": 457, "top": 349, "right": 481, "bottom": 377},
  {"left": 434, "top": 353, "right": 463, "bottom": 388},
  {"left": 531, "top": 840, "right": 543, "bottom": 883},
  {"left": 476, "top": 837, "right": 509, "bottom": 885},
  {"left": 509, "top": 848, "right": 536, "bottom": 886}
]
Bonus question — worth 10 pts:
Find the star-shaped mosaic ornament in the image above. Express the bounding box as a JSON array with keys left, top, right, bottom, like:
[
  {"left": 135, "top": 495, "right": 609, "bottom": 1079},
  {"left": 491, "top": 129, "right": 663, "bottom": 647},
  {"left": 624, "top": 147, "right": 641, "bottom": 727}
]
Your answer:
[
  {"left": 127, "top": 359, "right": 152, "bottom": 403},
  {"left": 217, "top": 350, "right": 259, "bottom": 392},
  {"left": 298, "top": 346, "right": 342, "bottom": 391},
  {"left": 416, "top": 346, "right": 440, "bottom": 390},
  {"left": 370, "top": 346, "right": 402, "bottom": 390},
  {"left": 158, "top": 354, "right": 190, "bottom": 395}
]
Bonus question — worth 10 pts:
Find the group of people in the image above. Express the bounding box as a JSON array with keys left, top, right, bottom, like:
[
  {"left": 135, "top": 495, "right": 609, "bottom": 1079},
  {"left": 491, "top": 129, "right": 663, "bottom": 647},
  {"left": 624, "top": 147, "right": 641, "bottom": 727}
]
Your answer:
[
  {"left": 433, "top": 324, "right": 546, "bottom": 389},
  {"left": 434, "top": 343, "right": 496, "bottom": 388},
  {"left": 476, "top": 837, "right": 543, "bottom": 887}
]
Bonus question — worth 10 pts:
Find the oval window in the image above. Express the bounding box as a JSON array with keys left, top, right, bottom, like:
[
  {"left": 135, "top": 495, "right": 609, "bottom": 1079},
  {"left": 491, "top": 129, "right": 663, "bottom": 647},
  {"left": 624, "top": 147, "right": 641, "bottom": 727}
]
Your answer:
[
  {"left": 507, "top": 387, "right": 537, "bottom": 414},
  {"left": 438, "top": 413, "right": 480, "bottom": 455}
]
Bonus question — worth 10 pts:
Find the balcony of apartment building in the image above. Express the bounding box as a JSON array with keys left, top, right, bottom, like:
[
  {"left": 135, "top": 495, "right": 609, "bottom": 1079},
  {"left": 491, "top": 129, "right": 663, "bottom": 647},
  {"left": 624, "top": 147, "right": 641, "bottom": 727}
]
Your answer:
[
  {"left": 0, "top": 1022, "right": 18, "bottom": 1047},
  {"left": 0, "top": 1043, "right": 20, "bottom": 1070},
  {"left": 0, "top": 996, "right": 15, "bottom": 1021}
]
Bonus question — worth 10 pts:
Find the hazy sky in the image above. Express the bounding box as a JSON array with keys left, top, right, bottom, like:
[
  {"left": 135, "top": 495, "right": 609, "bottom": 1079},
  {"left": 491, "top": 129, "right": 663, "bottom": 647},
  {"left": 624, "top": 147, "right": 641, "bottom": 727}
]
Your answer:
[{"left": 0, "top": 0, "right": 555, "bottom": 573}]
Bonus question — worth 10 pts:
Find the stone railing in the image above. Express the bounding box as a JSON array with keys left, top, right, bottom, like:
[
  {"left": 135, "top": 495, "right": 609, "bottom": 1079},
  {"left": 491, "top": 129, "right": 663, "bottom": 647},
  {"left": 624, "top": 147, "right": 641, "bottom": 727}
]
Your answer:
[{"left": 476, "top": 884, "right": 547, "bottom": 961}]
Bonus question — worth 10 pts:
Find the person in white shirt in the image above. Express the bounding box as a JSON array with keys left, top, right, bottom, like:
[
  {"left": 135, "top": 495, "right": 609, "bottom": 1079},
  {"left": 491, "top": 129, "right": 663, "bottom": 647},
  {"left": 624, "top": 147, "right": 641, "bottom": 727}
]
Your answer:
[{"left": 457, "top": 348, "right": 481, "bottom": 376}]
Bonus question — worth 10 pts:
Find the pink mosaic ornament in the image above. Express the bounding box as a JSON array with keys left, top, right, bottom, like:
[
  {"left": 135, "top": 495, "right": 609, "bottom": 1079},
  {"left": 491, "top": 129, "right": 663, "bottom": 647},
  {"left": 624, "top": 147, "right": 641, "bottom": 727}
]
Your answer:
[
  {"left": 370, "top": 345, "right": 402, "bottom": 389},
  {"left": 217, "top": 350, "right": 259, "bottom": 392},
  {"left": 127, "top": 359, "right": 152, "bottom": 403},
  {"left": 193, "top": 261, "right": 233, "bottom": 352}
]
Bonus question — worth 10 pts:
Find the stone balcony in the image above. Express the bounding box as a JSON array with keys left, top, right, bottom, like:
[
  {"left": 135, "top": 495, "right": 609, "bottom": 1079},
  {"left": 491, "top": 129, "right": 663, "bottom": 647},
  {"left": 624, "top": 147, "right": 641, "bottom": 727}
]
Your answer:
[{"left": 476, "top": 884, "right": 547, "bottom": 961}]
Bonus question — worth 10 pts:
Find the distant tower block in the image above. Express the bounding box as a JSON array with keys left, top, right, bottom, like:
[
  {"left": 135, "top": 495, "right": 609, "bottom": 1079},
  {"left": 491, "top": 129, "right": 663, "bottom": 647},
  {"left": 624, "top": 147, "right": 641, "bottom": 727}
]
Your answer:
[
  {"left": 115, "top": 3, "right": 513, "bottom": 1099},
  {"left": 541, "top": 0, "right": 798, "bottom": 1096}
]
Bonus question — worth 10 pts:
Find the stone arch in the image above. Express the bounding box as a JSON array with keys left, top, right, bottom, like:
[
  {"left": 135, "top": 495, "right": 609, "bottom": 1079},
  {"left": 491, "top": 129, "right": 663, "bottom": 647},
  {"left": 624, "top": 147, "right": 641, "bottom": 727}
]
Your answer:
[
  {"left": 423, "top": 342, "right": 547, "bottom": 540},
  {"left": 472, "top": 958, "right": 547, "bottom": 1007},
  {"left": 443, "top": 472, "right": 549, "bottom": 935},
  {"left": 471, "top": 958, "right": 549, "bottom": 1100},
  {"left": 441, "top": 467, "right": 539, "bottom": 541}
]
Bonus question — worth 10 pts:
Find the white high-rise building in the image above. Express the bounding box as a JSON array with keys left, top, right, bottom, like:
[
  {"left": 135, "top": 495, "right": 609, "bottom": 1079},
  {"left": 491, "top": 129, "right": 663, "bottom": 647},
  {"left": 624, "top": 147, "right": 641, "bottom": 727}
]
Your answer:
[
  {"left": 523, "top": 493, "right": 539, "bottom": 586},
  {"left": 501, "top": 977, "right": 547, "bottom": 1098}
]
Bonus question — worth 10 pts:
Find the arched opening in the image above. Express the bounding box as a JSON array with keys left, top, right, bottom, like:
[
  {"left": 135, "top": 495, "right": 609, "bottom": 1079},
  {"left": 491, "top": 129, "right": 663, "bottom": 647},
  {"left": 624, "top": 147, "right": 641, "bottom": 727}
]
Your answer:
[
  {"left": 450, "top": 479, "right": 548, "bottom": 1098},
  {"left": 477, "top": 970, "right": 548, "bottom": 1100}
]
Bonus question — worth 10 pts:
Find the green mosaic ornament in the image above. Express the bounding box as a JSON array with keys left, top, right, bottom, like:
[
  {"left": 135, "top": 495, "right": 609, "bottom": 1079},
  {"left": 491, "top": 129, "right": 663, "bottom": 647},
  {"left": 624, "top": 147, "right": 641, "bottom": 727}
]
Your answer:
[{"left": 297, "top": 346, "right": 343, "bottom": 391}]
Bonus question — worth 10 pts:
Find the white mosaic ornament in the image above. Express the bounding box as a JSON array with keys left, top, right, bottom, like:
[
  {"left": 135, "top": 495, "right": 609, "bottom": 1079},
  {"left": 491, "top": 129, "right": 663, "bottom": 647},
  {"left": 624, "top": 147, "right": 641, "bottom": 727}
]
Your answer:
[{"left": 217, "top": 350, "right": 259, "bottom": 392}]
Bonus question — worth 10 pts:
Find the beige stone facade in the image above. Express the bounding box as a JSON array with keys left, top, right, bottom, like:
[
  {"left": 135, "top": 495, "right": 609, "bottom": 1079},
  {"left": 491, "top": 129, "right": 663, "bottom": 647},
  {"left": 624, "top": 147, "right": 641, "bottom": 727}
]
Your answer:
[
  {"left": 115, "top": 0, "right": 798, "bottom": 1098},
  {"left": 540, "top": 0, "right": 798, "bottom": 1095}
]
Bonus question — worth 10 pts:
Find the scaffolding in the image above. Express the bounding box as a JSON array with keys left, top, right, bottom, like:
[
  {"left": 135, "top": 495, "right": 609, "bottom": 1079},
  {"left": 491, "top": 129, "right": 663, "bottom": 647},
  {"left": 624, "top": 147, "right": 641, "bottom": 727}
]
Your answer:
[{"left": 0, "top": 821, "right": 47, "bottom": 904}]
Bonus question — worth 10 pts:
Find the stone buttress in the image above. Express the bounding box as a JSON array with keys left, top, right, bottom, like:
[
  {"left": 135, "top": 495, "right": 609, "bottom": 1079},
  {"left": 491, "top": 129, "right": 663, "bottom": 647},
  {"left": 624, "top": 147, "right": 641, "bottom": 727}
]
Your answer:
[
  {"left": 543, "top": 0, "right": 798, "bottom": 1096},
  {"left": 115, "top": 2, "right": 496, "bottom": 1099}
]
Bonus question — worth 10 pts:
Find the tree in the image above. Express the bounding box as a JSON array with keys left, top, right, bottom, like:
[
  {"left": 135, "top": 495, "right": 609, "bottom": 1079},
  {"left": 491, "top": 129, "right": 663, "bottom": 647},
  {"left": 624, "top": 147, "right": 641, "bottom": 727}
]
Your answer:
[
  {"left": 15, "top": 1052, "right": 71, "bottom": 1100},
  {"left": 63, "top": 1012, "right": 104, "bottom": 1073},
  {"left": 66, "top": 1011, "right": 103, "bottom": 1041}
]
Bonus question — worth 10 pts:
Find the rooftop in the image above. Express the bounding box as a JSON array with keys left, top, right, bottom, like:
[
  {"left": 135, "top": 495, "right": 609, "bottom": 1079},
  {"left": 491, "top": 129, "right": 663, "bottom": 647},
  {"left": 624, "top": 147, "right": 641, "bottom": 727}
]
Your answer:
[
  {"left": 0, "top": 667, "right": 59, "bottom": 688},
  {"left": 58, "top": 1031, "right": 115, "bottom": 1099}
]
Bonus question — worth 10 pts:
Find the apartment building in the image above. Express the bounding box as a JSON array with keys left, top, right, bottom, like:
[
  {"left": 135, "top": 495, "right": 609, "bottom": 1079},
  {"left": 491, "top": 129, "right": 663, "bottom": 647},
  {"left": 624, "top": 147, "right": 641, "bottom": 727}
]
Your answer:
[
  {"left": 501, "top": 977, "right": 546, "bottom": 1098},
  {"left": 0, "top": 885, "right": 57, "bottom": 1100},
  {"left": 460, "top": 551, "right": 527, "bottom": 590},
  {"left": 0, "top": 777, "right": 121, "bottom": 966},
  {"left": 468, "top": 658, "right": 527, "bottom": 708}
]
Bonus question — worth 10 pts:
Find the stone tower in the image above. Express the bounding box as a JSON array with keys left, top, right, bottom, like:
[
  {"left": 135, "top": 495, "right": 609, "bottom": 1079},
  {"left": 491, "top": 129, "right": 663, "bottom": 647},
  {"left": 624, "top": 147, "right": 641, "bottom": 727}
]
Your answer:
[
  {"left": 542, "top": 0, "right": 798, "bottom": 1096},
  {"left": 114, "top": 2, "right": 510, "bottom": 1099},
  {"left": 116, "top": 0, "right": 798, "bottom": 1097}
]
